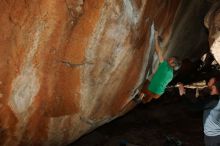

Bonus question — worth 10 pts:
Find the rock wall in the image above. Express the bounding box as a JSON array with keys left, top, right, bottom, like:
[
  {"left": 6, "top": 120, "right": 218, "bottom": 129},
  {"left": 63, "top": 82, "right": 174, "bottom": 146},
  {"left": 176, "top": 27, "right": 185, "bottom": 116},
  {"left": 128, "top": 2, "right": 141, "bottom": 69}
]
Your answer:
[
  {"left": 205, "top": 1, "right": 220, "bottom": 63},
  {"left": 0, "top": 0, "right": 211, "bottom": 145}
]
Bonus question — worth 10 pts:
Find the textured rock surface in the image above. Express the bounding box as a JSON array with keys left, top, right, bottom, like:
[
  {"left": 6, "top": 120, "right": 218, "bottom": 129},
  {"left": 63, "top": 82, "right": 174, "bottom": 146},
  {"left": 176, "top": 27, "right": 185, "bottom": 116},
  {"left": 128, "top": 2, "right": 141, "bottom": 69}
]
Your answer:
[
  {"left": 205, "top": 1, "right": 220, "bottom": 63},
  {"left": 0, "top": 0, "right": 211, "bottom": 145}
]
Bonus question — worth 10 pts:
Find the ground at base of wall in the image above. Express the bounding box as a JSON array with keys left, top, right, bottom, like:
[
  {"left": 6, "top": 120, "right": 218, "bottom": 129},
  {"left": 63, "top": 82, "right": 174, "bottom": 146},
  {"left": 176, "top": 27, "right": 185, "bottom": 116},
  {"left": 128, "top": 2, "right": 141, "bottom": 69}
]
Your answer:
[{"left": 70, "top": 94, "right": 204, "bottom": 146}]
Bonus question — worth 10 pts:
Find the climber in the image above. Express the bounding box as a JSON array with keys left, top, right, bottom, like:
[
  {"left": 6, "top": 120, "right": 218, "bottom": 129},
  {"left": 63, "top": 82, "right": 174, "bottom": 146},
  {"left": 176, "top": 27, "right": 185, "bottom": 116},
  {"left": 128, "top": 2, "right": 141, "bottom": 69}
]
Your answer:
[
  {"left": 133, "top": 30, "right": 181, "bottom": 104},
  {"left": 178, "top": 78, "right": 220, "bottom": 146}
]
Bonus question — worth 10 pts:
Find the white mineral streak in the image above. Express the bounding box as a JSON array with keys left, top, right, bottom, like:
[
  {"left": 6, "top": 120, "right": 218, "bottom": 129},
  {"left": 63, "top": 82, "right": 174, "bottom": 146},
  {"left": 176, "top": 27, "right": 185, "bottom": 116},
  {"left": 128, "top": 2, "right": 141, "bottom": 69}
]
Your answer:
[{"left": 9, "top": 26, "right": 42, "bottom": 114}]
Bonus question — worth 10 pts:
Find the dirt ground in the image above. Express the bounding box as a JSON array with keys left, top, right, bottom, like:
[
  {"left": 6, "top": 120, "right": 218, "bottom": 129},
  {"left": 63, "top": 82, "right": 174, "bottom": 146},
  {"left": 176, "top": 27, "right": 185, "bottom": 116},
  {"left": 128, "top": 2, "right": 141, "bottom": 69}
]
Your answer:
[{"left": 70, "top": 93, "right": 204, "bottom": 146}]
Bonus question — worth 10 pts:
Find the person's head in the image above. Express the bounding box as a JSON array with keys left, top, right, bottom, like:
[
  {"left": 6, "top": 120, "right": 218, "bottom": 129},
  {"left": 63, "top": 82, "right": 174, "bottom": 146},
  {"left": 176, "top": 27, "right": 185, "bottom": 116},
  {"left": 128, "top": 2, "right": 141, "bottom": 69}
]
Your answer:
[
  {"left": 210, "top": 80, "right": 220, "bottom": 95},
  {"left": 208, "top": 77, "right": 216, "bottom": 88},
  {"left": 168, "top": 57, "right": 181, "bottom": 71}
]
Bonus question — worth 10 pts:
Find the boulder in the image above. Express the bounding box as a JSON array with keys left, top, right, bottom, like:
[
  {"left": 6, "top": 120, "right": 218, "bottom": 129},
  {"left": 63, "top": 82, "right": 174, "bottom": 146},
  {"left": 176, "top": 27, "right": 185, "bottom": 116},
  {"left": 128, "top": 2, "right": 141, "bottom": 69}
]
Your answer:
[{"left": 0, "top": 0, "right": 211, "bottom": 145}]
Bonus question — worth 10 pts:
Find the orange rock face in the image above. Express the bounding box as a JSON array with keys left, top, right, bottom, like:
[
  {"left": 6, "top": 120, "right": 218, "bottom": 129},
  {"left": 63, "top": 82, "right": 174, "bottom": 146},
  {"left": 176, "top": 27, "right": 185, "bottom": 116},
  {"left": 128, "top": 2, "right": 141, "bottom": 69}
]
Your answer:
[{"left": 0, "top": 0, "right": 210, "bottom": 145}]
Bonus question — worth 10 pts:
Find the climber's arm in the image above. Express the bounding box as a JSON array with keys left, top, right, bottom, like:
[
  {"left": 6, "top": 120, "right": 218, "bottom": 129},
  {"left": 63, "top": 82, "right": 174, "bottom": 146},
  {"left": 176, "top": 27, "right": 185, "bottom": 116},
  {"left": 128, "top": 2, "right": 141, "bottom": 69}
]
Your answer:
[{"left": 154, "top": 31, "right": 164, "bottom": 63}]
